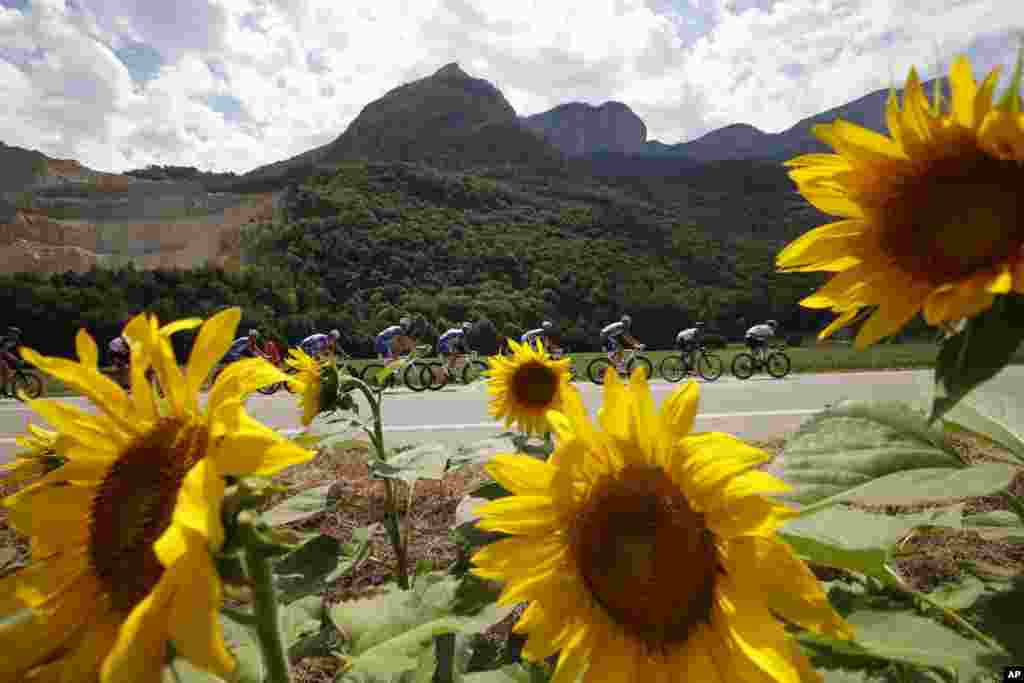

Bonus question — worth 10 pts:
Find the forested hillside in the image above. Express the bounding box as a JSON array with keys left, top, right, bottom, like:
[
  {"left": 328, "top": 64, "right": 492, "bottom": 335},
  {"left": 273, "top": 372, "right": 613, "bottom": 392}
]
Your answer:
[{"left": 0, "top": 158, "right": 858, "bottom": 360}]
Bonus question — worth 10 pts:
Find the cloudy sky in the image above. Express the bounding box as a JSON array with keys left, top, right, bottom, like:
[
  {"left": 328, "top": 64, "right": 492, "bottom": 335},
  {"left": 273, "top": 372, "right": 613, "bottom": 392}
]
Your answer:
[{"left": 1, "top": 0, "right": 1021, "bottom": 175}]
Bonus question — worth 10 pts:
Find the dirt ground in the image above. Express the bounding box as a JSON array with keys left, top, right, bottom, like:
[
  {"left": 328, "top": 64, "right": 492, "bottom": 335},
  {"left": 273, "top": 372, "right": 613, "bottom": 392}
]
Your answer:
[{"left": 2, "top": 432, "right": 1022, "bottom": 683}]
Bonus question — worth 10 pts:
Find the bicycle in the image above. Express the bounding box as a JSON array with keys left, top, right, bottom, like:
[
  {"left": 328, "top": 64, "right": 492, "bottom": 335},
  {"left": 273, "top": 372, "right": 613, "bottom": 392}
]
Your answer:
[
  {"left": 587, "top": 344, "right": 654, "bottom": 385},
  {"left": 421, "top": 350, "right": 489, "bottom": 390},
  {"left": 106, "top": 358, "right": 163, "bottom": 397},
  {"left": 0, "top": 359, "right": 43, "bottom": 400},
  {"left": 731, "top": 341, "right": 791, "bottom": 380},
  {"left": 361, "top": 345, "right": 433, "bottom": 392},
  {"left": 659, "top": 344, "right": 724, "bottom": 382},
  {"left": 257, "top": 345, "right": 361, "bottom": 396}
]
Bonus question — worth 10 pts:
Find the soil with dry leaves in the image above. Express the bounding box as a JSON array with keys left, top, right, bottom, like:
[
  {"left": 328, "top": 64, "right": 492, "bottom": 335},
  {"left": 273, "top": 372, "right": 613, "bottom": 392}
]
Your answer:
[{"left": 2, "top": 432, "right": 1023, "bottom": 683}]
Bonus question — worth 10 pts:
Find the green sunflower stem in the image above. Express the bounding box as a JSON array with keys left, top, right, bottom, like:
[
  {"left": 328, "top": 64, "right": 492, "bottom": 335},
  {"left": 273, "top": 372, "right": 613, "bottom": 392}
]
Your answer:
[
  {"left": 241, "top": 522, "right": 293, "bottom": 683},
  {"left": 350, "top": 379, "right": 411, "bottom": 590}
]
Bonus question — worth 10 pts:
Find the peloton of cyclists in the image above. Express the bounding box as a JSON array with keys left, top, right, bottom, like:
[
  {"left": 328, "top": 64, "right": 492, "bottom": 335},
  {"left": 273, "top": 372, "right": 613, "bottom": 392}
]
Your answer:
[
  {"left": 437, "top": 322, "right": 473, "bottom": 377},
  {"left": 745, "top": 320, "right": 779, "bottom": 361},
  {"left": 600, "top": 314, "right": 642, "bottom": 372}
]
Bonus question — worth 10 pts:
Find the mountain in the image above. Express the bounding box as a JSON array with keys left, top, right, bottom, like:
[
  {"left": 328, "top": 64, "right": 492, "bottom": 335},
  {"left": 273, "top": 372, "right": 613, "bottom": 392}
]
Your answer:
[
  {"left": 522, "top": 101, "right": 647, "bottom": 157},
  {"left": 641, "top": 77, "right": 951, "bottom": 162}
]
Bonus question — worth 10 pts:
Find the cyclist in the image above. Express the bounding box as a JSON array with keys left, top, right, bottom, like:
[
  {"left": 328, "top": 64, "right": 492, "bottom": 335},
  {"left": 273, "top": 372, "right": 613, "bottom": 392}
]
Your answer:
[
  {"left": 438, "top": 322, "right": 472, "bottom": 377},
  {"left": 300, "top": 329, "right": 341, "bottom": 361},
  {"left": 745, "top": 320, "right": 779, "bottom": 361},
  {"left": 0, "top": 326, "right": 22, "bottom": 392},
  {"left": 600, "top": 315, "right": 641, "bottom": 371},
  {"left": 675, "top": 322, "right": 705, "bottom": 370},
  {"left": 375, "top": 317, "right": 415, "bottom": 360},
  {"left": 520, "top": 321, "right": 555, "bottom": 351},
  {"left": 223, "top": 328, "right": 266, "bottom": 367}
]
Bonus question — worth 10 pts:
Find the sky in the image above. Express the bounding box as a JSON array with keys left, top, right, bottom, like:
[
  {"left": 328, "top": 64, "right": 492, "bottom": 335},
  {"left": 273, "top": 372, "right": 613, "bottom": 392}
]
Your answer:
[{"left": 0, "top": 0, "right": 1022, "bottom": 175}]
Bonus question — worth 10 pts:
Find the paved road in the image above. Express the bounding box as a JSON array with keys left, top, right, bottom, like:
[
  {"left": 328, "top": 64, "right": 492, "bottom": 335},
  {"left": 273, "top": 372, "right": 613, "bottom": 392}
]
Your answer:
[{"left": 1, "top": 368, "right": 1021, "bottom": 466}]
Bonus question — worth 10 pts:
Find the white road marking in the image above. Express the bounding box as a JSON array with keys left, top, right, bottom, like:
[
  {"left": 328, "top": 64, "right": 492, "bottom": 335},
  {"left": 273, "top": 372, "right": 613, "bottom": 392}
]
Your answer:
[{"left": 0, "top": 408, "right": 822, "bottom": 443}]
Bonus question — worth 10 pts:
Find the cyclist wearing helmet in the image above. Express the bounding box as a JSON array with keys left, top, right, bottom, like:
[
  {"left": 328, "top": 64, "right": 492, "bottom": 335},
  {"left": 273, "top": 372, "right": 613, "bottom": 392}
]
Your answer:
[
  {"left": 675, "top": 322, "right": 705, "bottom": 370},
  {"left": 375, "top": 317, "right": 415, "bottom": 360},
  {"left": 600, "top": 314, "right": 641, "bottom": 371},
  {"left": 224, "top": 328, "right": 263, "bottom": 366},
  {"left": 745, "top": 320, "right": 779, "bottom": 361},
  {"left": 520, "top": 321, "right": 555, "bottom": 351},
  {"left": 300, "top": 329, "right": 341, "bottom": 362},
  {"left": 0, "top": 326, "right": 22, "bottom": 392},
  {"left": 108, "top": 333, "right": 131, "bottom": 368},
  {"left": 437, "top": 321, "right": 472, "bottom": 376}
]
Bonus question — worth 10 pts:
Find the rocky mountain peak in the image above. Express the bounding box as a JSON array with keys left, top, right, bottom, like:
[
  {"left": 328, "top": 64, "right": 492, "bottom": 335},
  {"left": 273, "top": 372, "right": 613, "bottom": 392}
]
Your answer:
[{"left": 521, "top": 101, "right": 647, "bottom": 157}]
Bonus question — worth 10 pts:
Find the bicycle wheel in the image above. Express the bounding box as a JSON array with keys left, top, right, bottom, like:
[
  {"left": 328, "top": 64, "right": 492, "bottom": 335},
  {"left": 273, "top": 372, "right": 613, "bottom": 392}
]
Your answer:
[
  {"left": 403, "top": 362, "right": 430, "bottom": 392},
  {"left": 462, "top": 360, "right": 488, "bottom": 384},
  {"left": 696, "top": 353, "right": 724, "bottom": 382},
  {"left": 257, "top": 381, "right": 280, "bottom": 395},
  {"left": 766, "top": 351, "right": 791, "bottom": 379},
  {"left": 658, "top": 355, "right": 687, "bottom": 383},
  {"left": 13, "top": 370, "right": 44, "bottom": 400},
  {"left": 731, "top": 353, "right": 756, "bottom": 380},
  {"left": 627, "top": 356, "right": 654, "bottom": 381},
  {"left": 361, "top": 363, "right": 393, "bottom": 391},
  {"left": 423, "top": 362, "right": 447, "bottom": 391},
  {"left": 587, "top": 358, "right": 615, "bottom": 384}
]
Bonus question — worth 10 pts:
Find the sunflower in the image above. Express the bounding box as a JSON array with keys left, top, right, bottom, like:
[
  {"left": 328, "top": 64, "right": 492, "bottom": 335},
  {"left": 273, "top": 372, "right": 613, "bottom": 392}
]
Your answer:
[
  {"left": 472, "top": 369, "right": 852, "bottom": 683},
  {"left": 285, "top": 347, "right": 325, "bottom": 427},
  {"left": 0, "top": 424, "right": 64, "bottom": 486},
  {"left": 0, "top": 308, "right": 314, "bottom": 682},
  {"left": 777, "top": 53, "right": 1024, "bottom": 348},
  {"left": 485, "top": 339, "right": 574, "bottom": 436}
]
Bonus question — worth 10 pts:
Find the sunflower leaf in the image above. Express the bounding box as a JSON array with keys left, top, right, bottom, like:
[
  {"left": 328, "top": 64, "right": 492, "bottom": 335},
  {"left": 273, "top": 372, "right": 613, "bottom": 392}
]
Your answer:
[
  {"left": 261, "top": 484, "right": 333, "bottom": 526},
  {"left": 931, "top": 294, "right": 1024, "bottom": 423},
  {"left": 272, "top": 534, "right": 344, "bottom": 603},
  {"left": 937, "top": 386, "right": 1024, "bottom": 464},
  {"left": 462, "top": 664, "right": 536, "bottom": 682},
  {"left": 771, "top": 400, "right": 964, "bottom": 511},
  {"left": 367, "top": 442, "right": 451, "bottom": 486}
]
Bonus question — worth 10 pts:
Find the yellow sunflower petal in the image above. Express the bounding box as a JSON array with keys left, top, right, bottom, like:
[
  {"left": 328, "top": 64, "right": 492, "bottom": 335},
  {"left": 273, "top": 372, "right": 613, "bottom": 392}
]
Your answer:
[
  {"left": 817, "top": 306, "right": 864, "bottom": 341},
  {"left": 950, "top": 55, "right": 979, "bottom": 128},
  {"left": 550, "top": 621, "right": 595, "bottom": 683},
  {"left": 4, "top": 483, "right": 92, "bottom": 551},
  {"left": 59, "top": 612, "right": 122, "bottom": 683},
  {"left": 988, "top": 266, "right": 1014, "bottom": 294},
  {"left": 923, "top": 279, "right": 996, "bottom": 325},
  {"left": 627, "top": 367, "right": 659, "bottom": 460},
  {"left": 726, "top": 535, "right": 854, "bottom": 640},
  {"left": 475, "top": 496, "right": 560, "bottom": 535},
  {"left": 776, "top": 220, "right": 869, "bottom": 270},
  {"left": 185, "top": 307, "right": 241, "bottom": 405},
  {"left": 974, "top": 65, "right": 1003, "bottom": 126},
  {"left": 485, "top": 454, "right": 556, "bottom": 497},
  {"left": 854, "top": 290, "right": 924, "bottom": 349},
  {"left": 814, "top": 119, "right": 907, "bottom": 163},
  {"left": 166, "top": 458, "right": 225, "bottom": 550},
  {"left": 677, "top": 433, "right": 771, "bottom": 508},
  {"left": 100, "top": 568, "right": 176, "bottom": 683},
  {"left": 75, "top": 329, "right": 100, "bottom": 370},
  {"left": 978, "top": 108, "right": 1024, "bottom": 161},
  {"left": 597, "top": 371, "right": 632, "bottom": 444},
  {"left": 25, "top": 399, "right": 127, "bottom": 456},
  {"left": 707, "top": 495, "right": 798, "bottom": 540},
  {"left": 472, "top": 534, "right": 566, "bottom": 579},
  {"left": 703, "top": 469, "right": 792, "bottom": 515}
]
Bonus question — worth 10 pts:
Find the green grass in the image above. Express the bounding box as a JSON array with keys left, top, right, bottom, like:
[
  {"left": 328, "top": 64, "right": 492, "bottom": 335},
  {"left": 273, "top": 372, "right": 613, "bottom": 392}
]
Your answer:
[{"left": 17, "top": 341, "right": 1024, "bottom": 399}]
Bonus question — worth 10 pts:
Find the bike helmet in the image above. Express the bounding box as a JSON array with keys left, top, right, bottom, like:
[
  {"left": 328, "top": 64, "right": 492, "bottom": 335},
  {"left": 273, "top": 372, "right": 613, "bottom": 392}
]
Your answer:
[
  {"left": 461, "top": 321, "right": 472, "bottom": 331},
  {"left": 766, "top": 320, "right": 778, "bottom": 328},
  {"left": 541, "top": 321, "right": 553, "bottom": 330},
  {"left": 696, "top": 321, "right": 705, "bottom": 327},
  {"left": 248, "top": 328, "right": 258, "bottom": 337},
  {"left": 400, "top": 316, "right": 412, "bottom": 331},
  {"left": 329, "top": 329, "right": 341, "bottom": 339},
  {"left": 7, "top": 326, "right": 21, "bottom": 336},
  {"left": 620, "top": 314, "right": 632, "bottom": 326}
]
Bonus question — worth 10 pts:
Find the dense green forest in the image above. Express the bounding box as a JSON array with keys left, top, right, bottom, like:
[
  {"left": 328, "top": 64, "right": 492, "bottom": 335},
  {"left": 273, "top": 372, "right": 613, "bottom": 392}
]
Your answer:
[{"left": 0, "top": 159, "right": 932, "bottom": 362}]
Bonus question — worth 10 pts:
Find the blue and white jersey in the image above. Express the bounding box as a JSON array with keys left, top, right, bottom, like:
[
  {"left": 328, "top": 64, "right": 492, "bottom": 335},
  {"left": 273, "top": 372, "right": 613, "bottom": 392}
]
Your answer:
[
  {"left": 300, "top": 333, "right": 332, "bottom": 357},
  {"left": 224, "top": 336, "right": 252, "bottom": 360},
  {"left": 601, "top": 321, "right": 628, "bottom": 339},
  {"left": 438, "top": 328, "right": 465, "bottom": 347},
  {"left": 377, "top": 325, "right": 404, "bottom": 342}
]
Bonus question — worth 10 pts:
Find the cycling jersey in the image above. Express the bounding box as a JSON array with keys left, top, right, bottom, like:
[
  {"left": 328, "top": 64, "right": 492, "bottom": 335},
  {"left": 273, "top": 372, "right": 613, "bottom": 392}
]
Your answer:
[
  {"left": 676, "top": 328, "right": 699, "bottom": 346},
  {"left": 224, "top": 336, "right": 256, "bottom": 363},
  {"left": 109, "top": 336, "right": 129, "bottom": 355},
  {"left": 601, "top": 321, "right": 628, "bottom": 339},
  {"left": 0, "top": 335, "right": 18, "bottom": 367},
  {"left": 745, "top": 324, "right": 775, "bottom": 341},
  {"left": 300, "top": 333, "right": 333, "bottom": 358},
  {"left": 438, "top": 328, "right": 466, "bottom": 354},
  {"left": 375, "top": 325, "right": 406, "bottom": 358}
]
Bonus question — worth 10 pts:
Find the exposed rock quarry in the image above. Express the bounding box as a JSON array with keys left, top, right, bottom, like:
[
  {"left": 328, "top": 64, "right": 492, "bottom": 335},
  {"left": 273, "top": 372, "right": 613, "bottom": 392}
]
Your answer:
[{"left": 522, "top": 101, "right": 647, "bottom": 157}]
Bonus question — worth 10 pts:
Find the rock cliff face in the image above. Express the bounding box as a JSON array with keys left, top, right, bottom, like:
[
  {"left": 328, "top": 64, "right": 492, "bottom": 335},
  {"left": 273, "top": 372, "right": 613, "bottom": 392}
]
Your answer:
[
  {"left": 521, "top": 102, "right": 647, "bottom": 157},
  {"left": 0, "top": 142, "right": 275, "bottom": 275}
]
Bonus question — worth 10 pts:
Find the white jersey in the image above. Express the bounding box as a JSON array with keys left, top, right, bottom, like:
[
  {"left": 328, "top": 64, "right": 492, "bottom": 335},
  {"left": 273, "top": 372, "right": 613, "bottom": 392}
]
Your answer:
[
  {"left": 746, "top": 324, "right": 775, "bottom": 340},
  {"left": 676, "top": 328, "right": 698, "bottom": 344},
  {"left": 109, "top": 336, "right": 128, "bottom": 354}
]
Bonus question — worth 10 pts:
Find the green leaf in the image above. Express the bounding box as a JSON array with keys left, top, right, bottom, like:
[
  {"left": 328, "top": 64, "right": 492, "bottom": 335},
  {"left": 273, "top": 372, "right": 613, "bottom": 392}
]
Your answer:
[
  {"left": 447, "top": 435, "right": 518, "bottom": 471},
  {"left": 261, "top": 484, "right": 332, "bottom": 526},
  {"left": 939, "top": 387, "right": 1024, "bottom": 463},
  {"left": 961, "top": 510, "right": 1024, "bottom": 541},
  {"left": 272, "top": 534, "right": 344, "bottom": 603},
  {"left": 931, "top": 294, "right": 1024, "bottom": 423},
  {"left": 279, "top": 595, "right": 325, "bottom": 649},
  {"left": 206, "top": 613, "right": 265, "bottom": 683},
  {"left": 771, "top": 400, "right": 963, "bottom": 511},
  {"left": 324, "top": 523, "right": 381, "bottom": 584},
  {"left": 834, "top": 609, "right": 1008, "bottom": 679},
  {"left": 462, "top": 664, "right": 535, "bottom": 683},
  {"left": 368, "top": 442, "right": 451, "bottom": 486},
  {"left": 780, "top": 507, "right": 926, "bottom": 584},
  {"left": 469, "top": 481, "right": 512, "bottom": 501},
  {"left": 925, "top": 573, "right": 988, "bottom": 610}
]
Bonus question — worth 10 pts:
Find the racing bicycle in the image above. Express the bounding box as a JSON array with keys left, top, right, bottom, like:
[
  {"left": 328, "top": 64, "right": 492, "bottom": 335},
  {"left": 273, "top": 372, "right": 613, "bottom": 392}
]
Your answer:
[
  {"left": 420, "top": 350, "right": 489, "bottom": 390},
  {"left": 0, "top": 359, "right": 43, "bottom": 401},
  {"left": 361, "top": 345, "right": 434, "bottom": 392},
  {"left": 731, "top": 342, "right": 792, "bottom": 380},
  {"left": 659, "top": 345, "right": 724, "bottom": 382},
  {"left": 257, "top": 345, "right": 361, "bottom": 396},
  {"left": 587, "top": 344, "right": 654, "bottom": 385}
]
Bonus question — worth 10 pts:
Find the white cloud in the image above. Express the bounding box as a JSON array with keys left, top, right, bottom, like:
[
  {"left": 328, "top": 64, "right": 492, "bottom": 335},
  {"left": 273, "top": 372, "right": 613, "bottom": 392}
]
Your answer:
[{"left": 0, "top": 0, "right": 1022, "bottom": 174}]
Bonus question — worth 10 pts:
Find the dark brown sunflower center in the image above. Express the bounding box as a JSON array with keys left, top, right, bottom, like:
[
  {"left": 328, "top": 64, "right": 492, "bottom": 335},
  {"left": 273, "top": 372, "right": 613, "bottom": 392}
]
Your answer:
[
  {"left": 877, "top": 149, "right": 1024, "bottom": 284},
  {"left": 570, "top": 464, "right": 719, "bottom": 651},
  {"left": 89, "top": 417, "right": 208, "bottom": 613},
  {"left": 512, "top": 363, "right": 558, "bottom": 408}
]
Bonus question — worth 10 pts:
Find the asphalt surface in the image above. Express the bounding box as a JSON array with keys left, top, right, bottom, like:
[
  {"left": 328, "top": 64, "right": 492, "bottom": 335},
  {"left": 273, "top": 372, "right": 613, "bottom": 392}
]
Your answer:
[{"left": 3, "top": 367, "right": 1021, "bottom": 467}]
